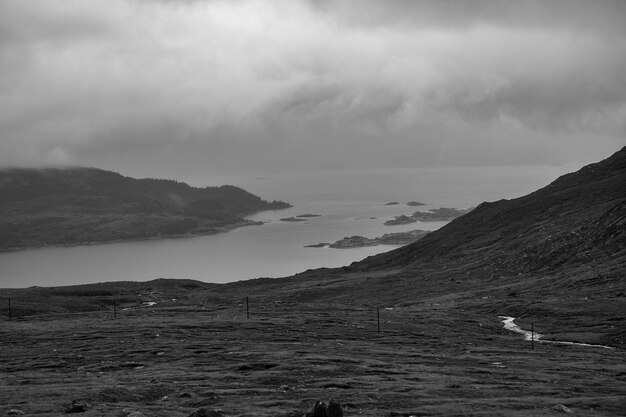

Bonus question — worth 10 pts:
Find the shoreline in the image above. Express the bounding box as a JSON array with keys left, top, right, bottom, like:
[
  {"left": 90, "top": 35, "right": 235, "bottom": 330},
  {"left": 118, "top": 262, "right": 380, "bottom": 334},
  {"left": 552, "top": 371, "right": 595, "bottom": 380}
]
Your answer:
[{"left": 0, "top": 219, "right": 263, "bottom": 254}]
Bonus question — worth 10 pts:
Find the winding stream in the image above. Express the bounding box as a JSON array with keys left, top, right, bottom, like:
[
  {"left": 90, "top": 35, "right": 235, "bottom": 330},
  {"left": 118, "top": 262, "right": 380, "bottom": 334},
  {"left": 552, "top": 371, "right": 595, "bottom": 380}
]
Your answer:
[
  {"left": 122, "top": 301, "right": 157, "bottom": 311},
  {"left": 499, "top": 316, "right": 614, "bottom": 350}
]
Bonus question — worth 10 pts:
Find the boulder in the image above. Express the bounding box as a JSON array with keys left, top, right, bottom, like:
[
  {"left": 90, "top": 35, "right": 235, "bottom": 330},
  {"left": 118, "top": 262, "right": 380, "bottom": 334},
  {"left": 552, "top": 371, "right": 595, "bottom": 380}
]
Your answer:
[
  {"left": 63, "top": 400, "right": 90, "bottom": 414},
  {"left": 187, "top": 409, "right": 225, "bottom": 417},
  {"left": 552, "top": 404, "right": 573, "bottom": 414},
  {"left": 303, "top": 400, "right": 343, "bottom": 417},
  {"left": 303, "top": 401, "right": 327, "bottom": 417},
  {"left": 327, "top": 400, "right": 343, "bottom": 417}
]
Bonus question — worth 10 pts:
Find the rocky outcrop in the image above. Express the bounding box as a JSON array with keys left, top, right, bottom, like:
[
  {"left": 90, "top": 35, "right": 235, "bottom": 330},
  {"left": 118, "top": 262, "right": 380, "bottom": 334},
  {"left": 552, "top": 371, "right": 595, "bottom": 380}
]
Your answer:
[
  {"left": 187, "top": 408, "right": 225, "bottom": 417},
  {"left": 303, "top": 400, "right": 343, "bottom": 417},
  {"left": 63, "top": 400, "right": 90, "bottom": 414}
]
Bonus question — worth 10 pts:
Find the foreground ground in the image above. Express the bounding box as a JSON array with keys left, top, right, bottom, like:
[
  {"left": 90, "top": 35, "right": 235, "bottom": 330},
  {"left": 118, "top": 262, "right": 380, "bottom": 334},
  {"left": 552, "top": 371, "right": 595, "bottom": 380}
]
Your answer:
[{"left": 1, "top": 289, "right": 625, "bottom": 417}]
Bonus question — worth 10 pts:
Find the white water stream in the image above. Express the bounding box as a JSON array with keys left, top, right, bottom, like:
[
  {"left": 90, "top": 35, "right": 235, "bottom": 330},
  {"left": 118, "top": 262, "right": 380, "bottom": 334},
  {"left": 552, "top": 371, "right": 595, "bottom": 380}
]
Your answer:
[
  {"left": 499, "top": 316, "right": 614, "bottom": 350},
  {"left": 122, "top": 301, "right": 157, "bottom": 311}
]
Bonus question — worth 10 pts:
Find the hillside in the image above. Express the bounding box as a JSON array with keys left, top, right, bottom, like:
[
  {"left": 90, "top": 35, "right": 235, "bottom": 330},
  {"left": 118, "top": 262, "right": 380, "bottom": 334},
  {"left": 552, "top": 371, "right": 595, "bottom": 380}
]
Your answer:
[
  {"left": 349, "top": 145, "right": 625, "bottom": 274},
  {"left": 0, "top": 167, "right": 290, "bottom": 251},
  {"left": 1, "top": 150, "right": 625, "bottom": 416}
]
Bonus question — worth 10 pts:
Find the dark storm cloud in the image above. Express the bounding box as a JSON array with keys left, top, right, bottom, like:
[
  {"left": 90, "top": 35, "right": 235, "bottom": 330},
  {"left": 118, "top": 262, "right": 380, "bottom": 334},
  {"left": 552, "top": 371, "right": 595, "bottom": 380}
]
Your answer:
[{"left": 0, "top": 0, "right": 624, "bottom": 175}]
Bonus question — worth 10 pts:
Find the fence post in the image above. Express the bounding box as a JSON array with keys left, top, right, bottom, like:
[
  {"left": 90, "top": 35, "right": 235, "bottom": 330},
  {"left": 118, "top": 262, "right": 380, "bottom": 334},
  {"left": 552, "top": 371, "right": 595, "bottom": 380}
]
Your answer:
[
  {"left": 7, "top": 298, "right": 11, "bottom": 318},
  {"left": 246, "top": 296, "right": 249, "bottom": 319},
  {"left": 113, "top": 298, "right": 117, "bottom": 319}
]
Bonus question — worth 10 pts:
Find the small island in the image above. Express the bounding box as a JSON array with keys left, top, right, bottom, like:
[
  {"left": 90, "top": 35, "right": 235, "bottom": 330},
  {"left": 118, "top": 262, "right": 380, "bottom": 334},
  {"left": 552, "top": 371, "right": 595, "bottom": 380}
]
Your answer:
[
  {"left": 280, "top": 214, "right": 322, "bottom": 222},
  {"left": 412, "top": 207, "right": 472, "bottom": 221},
  {"left": 306, "top": 229, "right": 429, "bottom": 249},
  {"left": 384, "top": 207, "right": 471, "bottom": 226},
  {"left": 375, "top": 230, "right": 430, "bottom": 244},
  {"left": 384, "top": 215, "right": 417, "bottom": 225},
  {"left": 330, "top": 236, "right": 378, "bottom": 248},
  {"left": 279, "top": 217, "right": 308, "bottom": 222},
  {"left": 303, "top": 242, "right": 329, "bottom": 248},
  {"left": 385, "top": 201, "right": 425, "bottom": 206}
]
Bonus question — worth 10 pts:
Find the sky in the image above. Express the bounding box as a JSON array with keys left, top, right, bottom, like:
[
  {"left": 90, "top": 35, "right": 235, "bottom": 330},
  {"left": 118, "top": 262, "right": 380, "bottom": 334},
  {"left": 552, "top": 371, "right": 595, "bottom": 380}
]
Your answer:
[{"left": 1, "top": 0, "right": 625, "bottom": 179}]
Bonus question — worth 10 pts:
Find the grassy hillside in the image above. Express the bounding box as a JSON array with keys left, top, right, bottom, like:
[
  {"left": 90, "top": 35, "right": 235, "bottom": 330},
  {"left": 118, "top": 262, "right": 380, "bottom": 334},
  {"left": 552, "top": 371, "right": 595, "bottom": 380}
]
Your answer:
[{"left": 0, "top": 167, "right": 290, "bottom": 251}]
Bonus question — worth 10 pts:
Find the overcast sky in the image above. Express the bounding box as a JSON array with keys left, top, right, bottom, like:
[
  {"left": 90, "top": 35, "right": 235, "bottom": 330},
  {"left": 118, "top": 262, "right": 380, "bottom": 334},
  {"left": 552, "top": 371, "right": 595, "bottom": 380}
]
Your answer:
[{"left": 1, "top": 0, "right": 625, "bottom": 179}]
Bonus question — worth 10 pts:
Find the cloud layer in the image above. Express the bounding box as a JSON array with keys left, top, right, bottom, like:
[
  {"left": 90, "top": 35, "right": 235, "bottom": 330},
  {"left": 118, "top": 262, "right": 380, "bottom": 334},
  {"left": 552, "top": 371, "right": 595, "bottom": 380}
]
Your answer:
[{"left": 1, "top": 0, "right": 625, "bottom": 176}]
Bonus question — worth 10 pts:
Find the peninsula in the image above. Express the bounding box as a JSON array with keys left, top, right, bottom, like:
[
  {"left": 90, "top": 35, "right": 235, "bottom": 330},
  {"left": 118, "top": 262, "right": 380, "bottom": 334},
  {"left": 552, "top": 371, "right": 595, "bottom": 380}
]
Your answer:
[{"left": 0, "top": 167, "right": 291, "bottom": 251}]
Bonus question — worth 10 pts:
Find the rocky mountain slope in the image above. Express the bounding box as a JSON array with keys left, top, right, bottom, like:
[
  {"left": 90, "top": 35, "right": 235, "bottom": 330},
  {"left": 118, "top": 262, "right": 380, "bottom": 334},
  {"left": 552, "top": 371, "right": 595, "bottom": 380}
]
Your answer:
[
  {"left": 0, "top": 167, "right": 290, "bottom": 251},
  {"left": 351, "top": 145, "right": 625, "bottom": 274}
]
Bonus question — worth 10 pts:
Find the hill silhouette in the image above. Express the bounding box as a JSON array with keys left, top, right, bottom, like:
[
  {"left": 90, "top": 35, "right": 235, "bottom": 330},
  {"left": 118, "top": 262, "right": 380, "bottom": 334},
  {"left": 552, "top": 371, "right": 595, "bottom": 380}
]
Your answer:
[{"left": 0, "top": 167, "right": 290, "bottom": 251}]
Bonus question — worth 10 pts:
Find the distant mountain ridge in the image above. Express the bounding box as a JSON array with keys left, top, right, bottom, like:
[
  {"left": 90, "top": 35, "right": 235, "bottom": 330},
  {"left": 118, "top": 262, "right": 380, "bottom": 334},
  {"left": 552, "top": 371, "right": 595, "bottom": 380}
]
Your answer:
[{"left": 0, "top": 167, "right": 290, "bottom": 251}]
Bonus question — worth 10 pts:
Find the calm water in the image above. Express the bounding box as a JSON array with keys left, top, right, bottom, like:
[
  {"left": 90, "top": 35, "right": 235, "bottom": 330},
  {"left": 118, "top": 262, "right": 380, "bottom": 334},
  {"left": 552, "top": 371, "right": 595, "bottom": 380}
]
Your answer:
[{"left": 0, "top": 165, "right": 573, "bottom": 288}]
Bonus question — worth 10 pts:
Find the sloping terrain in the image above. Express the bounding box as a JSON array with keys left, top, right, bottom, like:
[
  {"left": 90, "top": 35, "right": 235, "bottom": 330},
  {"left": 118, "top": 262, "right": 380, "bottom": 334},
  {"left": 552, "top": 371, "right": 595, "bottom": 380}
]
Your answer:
[
  {"left": 350, "top": 145, "right": 625, "bottom": 274},
  {"left": 0, "top": 167, "right": 290, "bottom": 251},
  {"left": 1, "top": 148, "right": 625, "bottom": 416}
]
